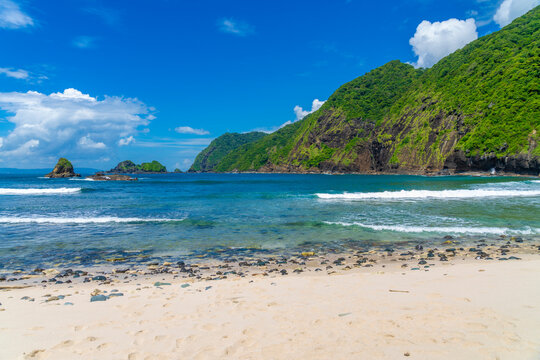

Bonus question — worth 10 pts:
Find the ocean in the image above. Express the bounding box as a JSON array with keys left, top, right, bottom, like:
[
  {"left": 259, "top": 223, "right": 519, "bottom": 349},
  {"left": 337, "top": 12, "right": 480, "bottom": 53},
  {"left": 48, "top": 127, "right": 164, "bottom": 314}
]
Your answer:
[{"left": 1, "top": 173, "right": 539, "bottom": 271}]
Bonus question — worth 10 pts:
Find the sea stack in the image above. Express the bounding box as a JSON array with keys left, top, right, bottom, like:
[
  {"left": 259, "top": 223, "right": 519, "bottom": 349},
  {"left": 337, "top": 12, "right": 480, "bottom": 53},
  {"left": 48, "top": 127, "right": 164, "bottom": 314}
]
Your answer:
[{"left": 45, "top": 158, "right": 81, "bottom": 178}]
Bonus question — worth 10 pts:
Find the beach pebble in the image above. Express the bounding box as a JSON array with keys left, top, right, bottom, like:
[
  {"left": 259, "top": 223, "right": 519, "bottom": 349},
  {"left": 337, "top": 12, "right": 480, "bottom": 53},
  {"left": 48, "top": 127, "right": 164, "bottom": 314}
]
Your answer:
[
  {"left": 180, "top": 283, "right": 190, "bottom": 288},
  {"left": 108, "top": 293, "right": 124, "bottom": 297},
  {"left": 92, "top": 276, "right": 107, "bottom": 281},
  {"left": 64, "top": 302, "right": 74, "bottom": 306},
  {"left": 153, "top": 282, "right": 171, "bottom": 287},
  {"left": 90, "top": 295, "right": 108, "bottom": 302},
  {"left": 280, "top": 269, "right": 288, "bottom": 275}
]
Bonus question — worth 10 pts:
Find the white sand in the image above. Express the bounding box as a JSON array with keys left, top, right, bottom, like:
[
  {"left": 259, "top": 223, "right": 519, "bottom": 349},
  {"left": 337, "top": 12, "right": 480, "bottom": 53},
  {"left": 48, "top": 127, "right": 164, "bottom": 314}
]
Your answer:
[{"left": 1, "top": 259, "right": 540, "bottom": 360}]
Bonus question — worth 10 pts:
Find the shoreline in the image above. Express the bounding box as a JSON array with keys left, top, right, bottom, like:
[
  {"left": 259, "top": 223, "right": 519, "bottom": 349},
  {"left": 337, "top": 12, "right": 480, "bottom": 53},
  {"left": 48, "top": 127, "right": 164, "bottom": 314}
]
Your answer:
[
  {"left": 2, "top": 236, "right": 540, "bottom": 285},
  {"left": 1, "top": 248, "right": 540, "bottom": 359}
]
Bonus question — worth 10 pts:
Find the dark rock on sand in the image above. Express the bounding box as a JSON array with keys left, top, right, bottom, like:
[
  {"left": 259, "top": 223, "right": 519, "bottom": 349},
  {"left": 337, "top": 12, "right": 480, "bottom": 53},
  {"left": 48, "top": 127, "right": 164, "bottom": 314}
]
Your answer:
[{"left": 90, "top": 294, "right": 108, "bottom": 302}]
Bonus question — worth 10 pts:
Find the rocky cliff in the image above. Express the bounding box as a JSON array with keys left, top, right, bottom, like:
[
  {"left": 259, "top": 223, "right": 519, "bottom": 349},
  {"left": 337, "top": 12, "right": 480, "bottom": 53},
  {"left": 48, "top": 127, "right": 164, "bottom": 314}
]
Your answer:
[
  {"left": 196, "top": 6, "right": 540, "bottom": 175},
  {"left": 45, "top": 158, "right": 81, "bottom": 178}
]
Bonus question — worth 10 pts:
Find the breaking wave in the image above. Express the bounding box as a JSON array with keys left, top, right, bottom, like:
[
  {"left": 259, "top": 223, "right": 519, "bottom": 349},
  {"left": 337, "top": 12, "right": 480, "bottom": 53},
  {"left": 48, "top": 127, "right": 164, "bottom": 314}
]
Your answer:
[
  {"left": 324, "top": 221, "right": 538, "bottom": 235},
  {"left": 0, "top": 216, "right": 186, "bottom": 224},
  {"left": 316, "top": 189, "right": 540, "bottom": 200},
  {"left": 0, "top": 187, "right": 82, "bottom": 195}
]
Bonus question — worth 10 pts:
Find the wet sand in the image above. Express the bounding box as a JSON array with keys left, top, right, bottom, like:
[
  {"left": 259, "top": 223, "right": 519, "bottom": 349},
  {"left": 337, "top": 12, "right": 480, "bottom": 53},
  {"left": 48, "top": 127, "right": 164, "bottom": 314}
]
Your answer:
[{"left": 1, "top": 244, "right": 540, "bottom": 360}]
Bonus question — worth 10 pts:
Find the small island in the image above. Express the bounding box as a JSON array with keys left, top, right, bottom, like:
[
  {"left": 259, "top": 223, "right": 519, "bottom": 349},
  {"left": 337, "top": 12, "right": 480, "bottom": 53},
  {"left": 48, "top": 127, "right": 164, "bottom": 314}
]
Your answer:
[
  {"left": 44, "top": 158, "right": 81, "bottom": 178},
  {"left": 105, "top": 160, "right": 167, "bottom": 174}
]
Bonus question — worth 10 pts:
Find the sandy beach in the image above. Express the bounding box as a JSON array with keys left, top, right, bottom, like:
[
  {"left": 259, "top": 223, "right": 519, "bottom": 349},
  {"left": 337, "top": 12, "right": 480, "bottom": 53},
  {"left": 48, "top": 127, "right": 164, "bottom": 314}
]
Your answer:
[{"left": 2, "top": 253, "right": 540, "bottom": 360}]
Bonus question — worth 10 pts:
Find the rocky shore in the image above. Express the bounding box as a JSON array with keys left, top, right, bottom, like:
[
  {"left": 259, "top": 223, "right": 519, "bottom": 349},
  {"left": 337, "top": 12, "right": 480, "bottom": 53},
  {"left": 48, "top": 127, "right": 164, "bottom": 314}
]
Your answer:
[
  {"left": 2, "top": 235, "right": 539, "bottom": 290},
  {"left": 1, "top": 238, "right": 540, "bottom": 360}
]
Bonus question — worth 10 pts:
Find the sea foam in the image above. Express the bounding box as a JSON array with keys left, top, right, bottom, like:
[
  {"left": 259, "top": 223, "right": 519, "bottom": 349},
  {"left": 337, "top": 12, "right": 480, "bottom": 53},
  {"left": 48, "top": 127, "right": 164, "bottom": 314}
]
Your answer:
[
  {"left": 324, "top": 221, "right": 538, "bottom": 235},
  {"left": 0, "top": 216, "right": 186, "bottom": 224},
  {"left": 316, "top": 189, "right": 540, "bottom": 200},
  {"left": 0, "top": 187, "right": 82, "bottom": 195}
]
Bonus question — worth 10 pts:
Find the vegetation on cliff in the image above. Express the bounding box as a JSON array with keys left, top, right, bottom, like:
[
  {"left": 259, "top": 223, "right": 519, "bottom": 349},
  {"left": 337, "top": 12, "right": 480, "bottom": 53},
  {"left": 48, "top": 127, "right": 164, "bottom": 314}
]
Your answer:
[
  {"left": 45, "top": 158, "right": 81, "bottom": 178},
  {"left": 197, "top": 6, "right": 540, "bottom": 174},
  {"left": 189, "top": 132, "right": 266, "bottom": 172},
  {"left": 108, "top": 160, "right": 167, "bottom": 173}
]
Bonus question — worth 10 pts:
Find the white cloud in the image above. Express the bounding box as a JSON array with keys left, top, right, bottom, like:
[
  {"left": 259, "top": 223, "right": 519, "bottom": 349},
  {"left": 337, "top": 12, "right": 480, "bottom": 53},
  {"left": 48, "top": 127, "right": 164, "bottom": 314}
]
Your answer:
[
  {"left": 175, "top": 126, "right": 210, "bottom": 135},
  {"left": 118, "top": 135, "right": 135, "bottom": 146},
  {"left": 0, "top": 0, "right": 33, "bottom": 29},
  {"left": 73, "top": 36, "right": 96, "bottom": 49},
  {"left": 218, "top": 18, "right": 254, "bottom": 36},
  {"left": 493, "top": 0, "right": 539, "bottom": 27},
  {"left": 78, "top": 135, "right": 106, "bottom": 150},
  {"left": 0, "top": 88, "right": 152, "bottom": 166},
  {"left": 253, "top": 98, "right": 327, "bottom": 133},
  {"left": 409, "top": 18, "right": 478, "bottom": 68},
  {"left": 0, "top": 67, "right": 28, "bottom": 79},
  {"left": 293, "top": 99, "right": 326, "bottom": 121}
]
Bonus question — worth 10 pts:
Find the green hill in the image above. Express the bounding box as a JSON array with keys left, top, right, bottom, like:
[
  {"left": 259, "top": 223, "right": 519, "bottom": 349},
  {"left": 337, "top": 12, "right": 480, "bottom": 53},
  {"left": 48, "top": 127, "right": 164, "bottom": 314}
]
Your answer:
[
  {"left": 189, "top": 132, "right": 267, "bottom": 172},
  {"left": 107, "top": 160, "right": 167, "bottom": 173},
  {"left": 198, "top": 6, "right": 540, "bottom": 175}
]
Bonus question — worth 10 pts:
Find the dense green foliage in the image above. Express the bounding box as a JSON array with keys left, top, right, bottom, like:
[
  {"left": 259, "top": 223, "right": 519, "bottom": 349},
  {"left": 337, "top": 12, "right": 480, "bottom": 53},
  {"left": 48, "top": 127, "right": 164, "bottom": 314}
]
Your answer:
[
  {"left": 189, "top": 132, "right": 266, "bottom": 172},
  {"left": 214, "top": 61, "right": 422, "bottom": 171},
  {"left": 196, "top": 7, "right": 540, "bottom": 173},
  {"left": 115, "top": 160, "right": 138, "bottom": 172},
  {"left": 139, "top": 161, "right": 167, "bottom": 172},
  {"left": 387, "top": 6, "right": 540, "bottom": 161},
  {"left": 110, "top": 160, "right": 167, "bottom": 173},
  {"left": 55, "top": 157, "right": 74, "bottom": 172}
]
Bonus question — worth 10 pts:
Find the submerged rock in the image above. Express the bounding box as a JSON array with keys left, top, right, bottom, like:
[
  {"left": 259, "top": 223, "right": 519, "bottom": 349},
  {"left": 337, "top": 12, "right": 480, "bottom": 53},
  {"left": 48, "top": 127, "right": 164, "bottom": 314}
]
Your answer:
[{"left": 45, "top": 158, "right": 81, "bottom": 178}]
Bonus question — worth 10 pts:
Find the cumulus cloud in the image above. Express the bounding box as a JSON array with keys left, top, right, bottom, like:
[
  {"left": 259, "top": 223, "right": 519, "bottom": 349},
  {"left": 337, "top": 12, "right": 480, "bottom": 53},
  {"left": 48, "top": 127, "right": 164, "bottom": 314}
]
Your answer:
[
  {"left": 254, "top": 98, "right": 327, "bottom": 133},
  {"left": 493, "top": 0, "right": 539, "bottom": 27},
  {"left": 174, "top": 126, "right": 210, "bottom": 135},
  {"left": 294, "top": 99, "right": 326, "bottom": 121},
  {"left": 409, "top": 18, "right": 478, "bottom": 68},
  {"left": 0, "top": 0, "right": 33, "bottom": 29},
  {"left": 118, "top": 136, "right": 135, "bottom": 146},
  {"left": 0, "top": 88, "right": 152, "bottom": 166},
  {"left": 218, "top": 18, "right": 254, "bottom": 36}
]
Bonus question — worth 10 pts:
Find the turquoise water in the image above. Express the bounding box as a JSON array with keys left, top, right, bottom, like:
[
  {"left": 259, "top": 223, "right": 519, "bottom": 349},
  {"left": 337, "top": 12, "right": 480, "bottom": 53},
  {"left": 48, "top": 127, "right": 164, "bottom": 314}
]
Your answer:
[{"left": 1, "top": 173, "right": 539, "bottom": 270}]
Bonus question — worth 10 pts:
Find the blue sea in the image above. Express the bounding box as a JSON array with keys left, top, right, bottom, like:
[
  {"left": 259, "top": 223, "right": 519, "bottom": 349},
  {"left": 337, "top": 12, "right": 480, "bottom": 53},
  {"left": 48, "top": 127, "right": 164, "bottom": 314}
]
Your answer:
[{"left": 1, "top": 173, "right": 539, "bottom": 271}]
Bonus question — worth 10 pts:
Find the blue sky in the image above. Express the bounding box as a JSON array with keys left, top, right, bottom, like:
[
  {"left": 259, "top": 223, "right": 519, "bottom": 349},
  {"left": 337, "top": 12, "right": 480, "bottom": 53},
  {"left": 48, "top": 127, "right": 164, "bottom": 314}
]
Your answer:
[{"left": 0, "top": 0, "right": 537, "bottom": 170}]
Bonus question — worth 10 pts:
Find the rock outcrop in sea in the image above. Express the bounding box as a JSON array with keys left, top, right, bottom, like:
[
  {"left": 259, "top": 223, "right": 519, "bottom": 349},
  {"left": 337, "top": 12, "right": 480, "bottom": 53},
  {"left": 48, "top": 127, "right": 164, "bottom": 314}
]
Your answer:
[
  {"left": 86, "top": 173, "right": 138, "bottom": 181},
  {"left": 45, "top": 158, "right": 81, "bottom": 178}
]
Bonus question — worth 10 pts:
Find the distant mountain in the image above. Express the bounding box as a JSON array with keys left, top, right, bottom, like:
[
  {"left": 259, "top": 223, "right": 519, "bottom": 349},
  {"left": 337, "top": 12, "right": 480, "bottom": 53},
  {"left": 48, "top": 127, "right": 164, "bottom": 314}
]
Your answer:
[
  {"left": 188, "top": 132, "right": 267, "bottom": 172},
  {"left": 194, "top": 6, "right": 540, "bottom": 175},
  {"left": 106, "top": 160, "right": 167, "bottom": 174}
]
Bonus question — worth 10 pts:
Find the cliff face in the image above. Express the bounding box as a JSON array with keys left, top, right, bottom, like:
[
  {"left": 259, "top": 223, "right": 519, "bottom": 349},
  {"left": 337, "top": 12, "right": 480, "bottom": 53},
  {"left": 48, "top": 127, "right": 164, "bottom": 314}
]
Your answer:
[
  {"left": 188, "top": 132, "right": 266, "bottom": 172},
  {"left": 196, "top": 7, "right": 540, "bottom": 175},
  {"left": 45, "top": 158, "right": 81, "bottom": 178}
]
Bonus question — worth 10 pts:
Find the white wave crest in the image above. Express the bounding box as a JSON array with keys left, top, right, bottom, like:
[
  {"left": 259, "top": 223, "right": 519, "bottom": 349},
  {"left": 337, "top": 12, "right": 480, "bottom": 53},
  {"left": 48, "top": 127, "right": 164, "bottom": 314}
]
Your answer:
[
  {"left": 0, "top": 187, "right": 82, "bottom": 195},
  {"left": 69, "top": 177, "right": 94, "bottom": 181},
  {"left": 0, "top": 216, "right": 186, "bottom": 224},
  {"left": 316, "top": 189, "right": 540, "bottom": 200},
  {"left": 324, "top": 221, "right": 538, "bottom": 235}
]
